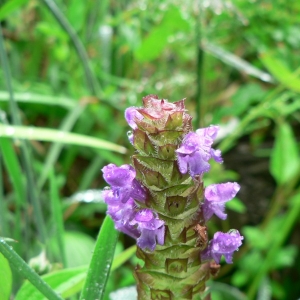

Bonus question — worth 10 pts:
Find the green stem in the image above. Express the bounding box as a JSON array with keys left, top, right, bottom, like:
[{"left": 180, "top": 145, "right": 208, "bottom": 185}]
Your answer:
[
  {"left": 41, "top": 0, "right": 100, "bottom": 95},
  {"left": 0, "top": 238, "right": 64, "bottom": 300},
  {"left": 195, "top": 0, "right": 204, "bottom": 128}
]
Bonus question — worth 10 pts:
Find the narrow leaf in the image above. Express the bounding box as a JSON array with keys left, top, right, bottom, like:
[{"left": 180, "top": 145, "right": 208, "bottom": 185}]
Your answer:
[
  {"left": 49, "top": 169, "right": 66, "bottom": 266},
  {"left": 202, "top": 41, "right": 274, "bottom": 83},
  {"left": 260, "top": 51, "right": 300, "bottom": 92},
  {"left": 15, "top": 244, "right": 133, "bottom": 300},
  {"left": 15, "top": 266, "right": 87, "bottom": 300},
  {"left": 0, "top": 238, "right": 63, "bottom": 300},
  {"left": 270, "top": 122, "right": 300, "bottom": 184},
  {"left": 0, "top": 124, "right": 127, "bottom": 154},
  {"left": 0, "top": 252, "right": 12, "bottom": 300},
  {"left": 80, "top": 216, "right": 119, "bottom": 300},
  {"left": 0, "top": 91, "right": 76, "bottom": 109}
]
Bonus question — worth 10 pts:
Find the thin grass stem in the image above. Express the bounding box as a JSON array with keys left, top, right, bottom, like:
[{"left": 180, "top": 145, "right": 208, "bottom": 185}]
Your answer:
[
  {"left": 0, "top": 238, "right": 64, "bottom": 300},
  {"left": 41, "top": 0, "right": 101, "bottom": 95}
]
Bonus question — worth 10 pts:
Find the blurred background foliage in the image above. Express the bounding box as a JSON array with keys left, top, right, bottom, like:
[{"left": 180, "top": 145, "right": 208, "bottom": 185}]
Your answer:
[{"left": 0, "top": 0, "right": 300, "bottom": 299}]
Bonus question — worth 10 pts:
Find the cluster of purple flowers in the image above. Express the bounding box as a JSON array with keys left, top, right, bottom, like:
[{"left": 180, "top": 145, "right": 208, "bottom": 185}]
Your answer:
[
  {"left": 102, "top": 164, "right": 165, "bottom": 251},
  {"left": 102, "top": 100, "right": 243, "bottom": 265}
]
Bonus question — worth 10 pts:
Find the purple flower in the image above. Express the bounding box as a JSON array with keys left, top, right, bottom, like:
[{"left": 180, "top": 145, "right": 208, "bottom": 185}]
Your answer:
[
  {"left": 130, "top": 209, "right": 165, "bottom": 251},
  {"left": 176, "top": 125, "right": 223, "bottom": 177},
  {"left": 102, "top": 164, "right": 147, "bottom": 204},
  {"left": 201, "top": 230, "right": 243, "bottom": 264},
  {"left": 202, "top": 182, "right": 240, "bottom": 221},
  {"left": 125, "top": 107, "right": 144, "bottom": 130},
  {"left": 105, "top": 194, "right": 140, "bottom": 239}
]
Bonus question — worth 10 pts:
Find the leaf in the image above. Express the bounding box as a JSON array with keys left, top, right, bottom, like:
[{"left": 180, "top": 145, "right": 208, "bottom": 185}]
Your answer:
[
  {"left": 0, "top": 238, "right": 63, "bottom": 300},
  {"left": 15, "top": 244, "right": 135, "bottom": 300},
  {"left": 226, "top": 197, "right": 246, "bottom": 214},
  {"left": 260, "top": 51, "right": 300, "bottom": 92},
  {"left": 0, "top": 0, "right": 27, "bottom": 21},
  {"left": 48, "top": 231, "right": 96, "bottom": 268},
  {"left": 0, "top": 91, "right": 76, "bottom": 108},
  {"left": 206, "top": 281, "right": 247, "bottom": 300},
  {"left": 15, "top": 266, "right": 88, "bottom": 300},
  {"left": 135, "top": 7, "right": 189, "bottom": 62},
  {"left": 0, "top": 253, "right": 12, "bottom": 300},
  {"left": 202, "top": 42, "right": 274, "bottom": 83},
  {"left": 270, "top": 122, "right": 300, "bottom": 184},
  {"left": 0, "top": 124, "right": 127, "bottom": 154},
  {"left": 111, "top": 245, "right": 136, "bottom": 270},
  {"left": 79, "top": 216, "right": 119, "bottom": 300},
  {"left": 271, "top": 245, "right": 298, "bottom": 269},
  {"left": 257, "top": 277, "right": 272, "bottom": 300},
  {"left": 242, "top": 227, "right": 267, "bottom": 250}
]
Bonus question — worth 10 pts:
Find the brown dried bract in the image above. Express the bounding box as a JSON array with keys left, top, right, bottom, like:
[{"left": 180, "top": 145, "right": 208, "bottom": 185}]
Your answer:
[
  {"left": 194, "top": 224, "right": 208, "bottom": 249},
  {"left": 209, "top": 261, "right": 221, "bottom": 277}
]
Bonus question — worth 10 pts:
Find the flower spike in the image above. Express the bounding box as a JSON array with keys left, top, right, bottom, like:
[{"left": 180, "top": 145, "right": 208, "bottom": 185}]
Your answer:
[{"left": 102, "top": 95, "right": 243, "bottom": 299}]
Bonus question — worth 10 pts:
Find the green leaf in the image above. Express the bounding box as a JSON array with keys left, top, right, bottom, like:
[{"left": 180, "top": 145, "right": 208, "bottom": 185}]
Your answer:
[
  {"left": 79, "top": 216, "right": 119, "bottom": 300},
  {"left": 15, "top": 244, "right": 136, "bottom": 300},
  {"left": 0, "top": 0, "right": 27, "bottom": 21},
  {"left": 271, "top": 245, "right": 298, "bottom": 269},
  {"left": 15, "top": 266, "right": 88, "bottom": 300},
  {"left": 0, "top": 91, "right": 76, "bottom": 109},
  {"left": 260, "top": 51, "right": 300, "bottom": 92},
  {"left": 0, "top": 238, "right": 63, "bottom": 300},
  {"left": 207, "top": 281, "right": 247, "bottom": 300},
  {"left": 0, "top": 252, "right": 12, "bottom": 300},
  {"left": 203, "top": 42, "right": 274, "bottom": 83},
  {"left": 64, "top": 232, "right": 95, "bottom": 268},
  {"left": 226, "top": 197, "right": 246, "bottom": 214},
  {"left": 0, "top": 124, "right": 127, "bottom": 154},
  {"left": 231, "top": 270, "right": 249, "bottom": 287},
  {"left": 48, "top": 231, "right": 95, "bottom": 268},
  {"left": 111, "top": 245, "right": 136, "bottom": 270},
  {"left": 270, "top": 122, "right": 300, "bottom": 184},
  {"left": 135, "top": 7, "right": 189, "bottom": 62},
  {"left": 242, "top": 227, "right": 267, "bottom": 250},
  {"left": 49, "top": 169, "right": 66, "bottom": 266}
]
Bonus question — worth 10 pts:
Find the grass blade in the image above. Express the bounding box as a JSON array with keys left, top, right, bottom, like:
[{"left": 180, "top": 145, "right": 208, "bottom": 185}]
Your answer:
[
  {"left": 202, "top": 41, "right": 274, "bottom": 83},
  {"left": 0, "top": 91, "right": 76, "bottom": 109},
  {"left": 0, "top": 238, "right": 64, "bottom": 300},
  {"left": 0, "top": 138, "right": 25, "bottom": 251},
  {"left": 49, "top": 169, "right": 66, "bottom": 266},
  {"left": 0, "top": 252, "right": 12, "bottom": 300},
  {"left": 0, "top": 153, "right": 9, "bottom": 237},
  {"left": 80, "top": 216, "right": 119, "bottom": 300},
  {"left": 41, "top": 0, "right": 100, "bottom": 95},
  {"left": 111, "top": 245, "right": 136, "bottom": 271},
  {"left": 0, "top": 123, "right": 127, "bottom": 154}
]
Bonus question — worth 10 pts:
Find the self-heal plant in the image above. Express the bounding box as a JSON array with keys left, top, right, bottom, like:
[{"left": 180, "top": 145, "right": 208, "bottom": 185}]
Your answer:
[{"left": 102, "top": 95, "right": 243, "bottom": 299}]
